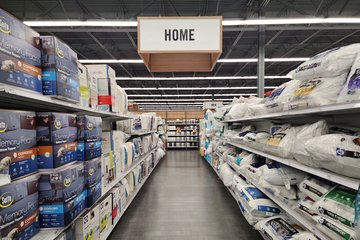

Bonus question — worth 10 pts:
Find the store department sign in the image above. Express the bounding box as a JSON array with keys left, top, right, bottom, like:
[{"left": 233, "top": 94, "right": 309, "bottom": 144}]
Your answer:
[{"left": 203, "top": 101, "right": 223, "bottom": 110}]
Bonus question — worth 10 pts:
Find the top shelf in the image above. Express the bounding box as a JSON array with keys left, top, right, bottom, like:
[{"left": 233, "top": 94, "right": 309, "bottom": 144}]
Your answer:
[
  {"left": 223, "top": 102, "right": 360, "bottom": 123},
  {"left": 0, "top": 85, "right": 131, "bottom": 121}
]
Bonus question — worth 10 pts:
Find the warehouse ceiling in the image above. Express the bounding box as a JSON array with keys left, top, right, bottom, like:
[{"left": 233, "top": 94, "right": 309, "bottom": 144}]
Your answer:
[{"left": 2, "top": 0, "right": 360, "bottom": 110}]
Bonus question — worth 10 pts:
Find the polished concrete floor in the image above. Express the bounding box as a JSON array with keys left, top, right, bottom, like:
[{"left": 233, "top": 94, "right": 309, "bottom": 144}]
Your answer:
[{"left": 110, "top": 150, "right": 262, "bottom": 240}]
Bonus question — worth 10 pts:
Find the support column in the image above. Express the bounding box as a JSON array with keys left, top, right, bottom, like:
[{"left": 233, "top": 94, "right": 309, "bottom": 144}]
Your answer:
[{"left": 257, "top": 1, "right": 265, "bottom": 98}]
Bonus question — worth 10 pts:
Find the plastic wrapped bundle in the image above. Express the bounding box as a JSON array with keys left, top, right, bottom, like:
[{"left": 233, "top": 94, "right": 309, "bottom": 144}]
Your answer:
[
  {"left": 253, "top": 132, "right": 271, "bottom": 150},
  {"left": 225, "top": 103, "right": 250, "bottom": 120},
  {"left": 255, "top": 216, "right": 318, "bottom": 240},
  {"left": 261, "top": 162, "right": 307, "bottom": 187},
  {"left": 288, "top": 43, "right": 360, "bottom": 80},
  {"left": 124, "top": 142, "right": 135, "bottom": 168},
  {"left": 337, "top": 53, "right": 360, "bottom": 103},
  {"left": 238, "top": 200, "right": 266, "bottom": 226},
  {"left": 297, "top": 198, "right": 318, "bottom": 218},
  {"left": 298, "top": 177, "right": 335, "bottom": 201},
  {"left": 236, "top": 152, "right": 256, "bottom": 167},
  {"left": 304, "top": 134, "right": 360, "bottom": 178},
  {"left": 236, "top": 184, "right": 281, "bottom": 217},
  {"left": 313, "top": 215, "right": 355, "bottom": 240},
  {"left": 264, "top": 126, "right": 298, "bottom": 158},
  {"left": 286, "top": 74, "right": 347, "bottom": 110},
  {"left": 231, "top": 174, "right": 247, "bottom": 191},
  {"left": 125, "top": 172, "right": 135, "bottom": 193},
  {"left": 293, "top": 120, "right": 328, "bottom": 166},
  {"left": 219, "top": 163, "right": 235, "bottom": 187},
  {"left": 231, "top": 125, "right": 256, "bottom": 141}
]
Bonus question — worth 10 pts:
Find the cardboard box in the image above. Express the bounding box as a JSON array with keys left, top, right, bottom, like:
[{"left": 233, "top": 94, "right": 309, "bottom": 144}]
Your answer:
[
  {"left": 0, "top": 174, "right": 39, "bottom": 239},
  {"left": 86, "top": 64, "right": 116, "bottom": 112},
  {"left": 0, "top": 110, "right": 37, "bottom": 181},
  {"left": 101, "top": 131, "right": 112, "bottom": 155},
  {"left": 101, "top": 153, "right": 116, "bottom": 195},
  {"left": 75, "top": 205, "right": 100, "bottom": 240},
  {"left": 36, "top": 112, "right": 77, "bottom": 169},
  {"left": 40, "top": 36, "right": 80, "bottom": 102},
  {"left": 38, "top": 162, "right": 85, "bottom": 228},
  {"left": 84, "top": 157, "right": 102, "bottom": 208},
  {"left": 78, "top": 62, "right": 90, "bottom": 108},
  {"left": 0, "top": 8, "right": 42, "bottom": 93},
  {"left": 110, "top": 187, "right": 121, "bottom": 225},
  {"left": 99, "top": 194, "right": 112, "bottom": 239},
  {"left": 77, "top": 115, "right": 102, "bottom": 161}
]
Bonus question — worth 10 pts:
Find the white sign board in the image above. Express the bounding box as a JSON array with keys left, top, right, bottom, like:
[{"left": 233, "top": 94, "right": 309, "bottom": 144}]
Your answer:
[
  {"left": 203, "top": 101, "right": 223, "bottom": 110},
  {"left": 138, "top": 17, "right": 222, "bottom": 52}
]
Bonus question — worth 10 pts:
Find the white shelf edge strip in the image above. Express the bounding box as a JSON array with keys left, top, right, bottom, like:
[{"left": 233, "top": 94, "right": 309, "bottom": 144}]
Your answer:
[
  {"left": 31, "top": 147, "right": 159, "bottom": 240},
  {"left": 223, "top": 102, "right": 360, "bottom": 122},
  {"left": 218, "top": 152, "right": 330, "bottom": 240},
  {"left": 104, "top": 157, "right": 162, "bottom": 239},
  {"left": 225, "top": 140, "right": 360, "bottom": 190}
]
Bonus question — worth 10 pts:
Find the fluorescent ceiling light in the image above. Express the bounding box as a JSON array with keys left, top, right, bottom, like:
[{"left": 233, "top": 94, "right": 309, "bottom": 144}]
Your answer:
[
  {"left": 138, "top": 103, "right": 204, "bottom": 105},
  {"left": 79, "top": 59, "right": 143, "bottom": 64},
  {"left": 131, "top": 98, "right": 233, "bottom": 102},
  {"left": 124, "top": 86, "right": 276, "bottom": 90},
  {"left": 117, "top": 76, "right": 288, "bottom": 81},
  {"left": 214, "top": 93, "right": 257, "bottom": 96},
  {"left": 128, "top": 93, "right": 256, "bottom": 97},
  {"left": 24, "top": 18, "right": 360, "bottom": 28}
]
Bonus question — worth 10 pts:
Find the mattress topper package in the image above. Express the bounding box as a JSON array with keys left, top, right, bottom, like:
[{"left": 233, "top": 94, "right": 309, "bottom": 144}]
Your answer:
[
  {"left": 313, "top": 215, "right": 355, "bottom": 240},
  {"left": 297, "top": 176, "right": 336, "bottom": 201},
  {"left": 288, "top": 43, "right": 360, "bottom": 80},
  {"left": 313, "top": 185, "right": 356, "bottom": 229},
  {"left": 287, "top": 73, "right": 348, "bottom": 110},
  {"left": 304, "top": 133, "right": 360, "bottom": 178},
  {"left": 337, "top": 52, "right": 360, "bottom": 103}
]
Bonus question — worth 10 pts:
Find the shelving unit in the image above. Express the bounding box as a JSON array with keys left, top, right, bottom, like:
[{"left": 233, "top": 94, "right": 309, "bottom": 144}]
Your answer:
[
  {"left": 166, "top": 120, "right": 200, "bottom": 149},
  {"left": 130, "top": 130, "right": 157, "bottom": 136}
]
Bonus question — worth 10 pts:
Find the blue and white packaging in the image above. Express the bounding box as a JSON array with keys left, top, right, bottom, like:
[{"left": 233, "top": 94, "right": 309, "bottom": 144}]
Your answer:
[
  {"left": 36, "top": 112, "right": 78, "bottom": 169},
  {"left": 0, "top": 8, "right": 42, "bottom": 93},
  {"left": 77, "top": 115, "right": 102, "bottom": 161},
  {"left": 40, "top": 36, "right": 79, "bottom": 102},
  {"left": 84, "top": 157, "right": 102, "bottom": 208},
  {"left": 0, "top": 174, "right": 39, "bottom": 239},
  {"left": 38, "top": 162, "right": 86, "bottom": 228},
  {"left": 0, "top": 110, "right": 37, "bottom": 183}
]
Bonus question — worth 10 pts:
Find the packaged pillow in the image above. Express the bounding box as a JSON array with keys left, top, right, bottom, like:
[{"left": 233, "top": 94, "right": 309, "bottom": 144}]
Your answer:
[
  {"left": 287, "top": 74, "right": 348, "bottom": 110},
  {"left": 225, "top": 103, "right": 249, "bottom": 120},
  {"left": 313, "top": 185, "right": 356, "bottom": 228},
  {"left": 248, "top": 103, "right": 267, "bottom": 116},
  {"left": 297, "top": 197, "right": 318, "bottom": 218},
  {"left": 238, "top": 200, "right": 265, "bottom": 226},
  {"left": 264, "top": 126, "right": 298, "bottom": 158},
  {"left": 337, "top": 53, "right": 360, "bottom": 103},
  {"left": 262, "top": 162, "right": 307, "bottom": 188},
  {"left": 293, "top": 120, "right": 328, "bottom": 166},
  {"left": 219, "top": 163, "right": 235, "bottom": 187},
  {"left": 288, "top": 43, "right": 360, "bottom": 80},
  {"left": 231, "top": 174, "right": 247, "bottom": 191},
  {"left": 235, "top": 152, "right": 256, "bottom": 167},
  {"left": 298, "top": 177, "right": 335, "bottom": 201},
  {"left": 314, "top": 216, "right": 355, "bottom": 240},
  {"left": 236, "top": 184, "right": 281, "bottom": 217},
  {"left": 304, "top": 134, "right": 360, "bottom": 178}
]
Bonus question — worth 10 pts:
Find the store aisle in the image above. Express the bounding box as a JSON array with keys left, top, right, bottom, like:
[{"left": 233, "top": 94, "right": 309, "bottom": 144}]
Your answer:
[{"left": 110, "top": 150, "right": 261, "bottom": 240}]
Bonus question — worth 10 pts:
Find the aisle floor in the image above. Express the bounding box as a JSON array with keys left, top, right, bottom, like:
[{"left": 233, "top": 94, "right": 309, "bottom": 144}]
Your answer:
[{"left": 110, "top": 150, "right": 262, "bottom": 240}]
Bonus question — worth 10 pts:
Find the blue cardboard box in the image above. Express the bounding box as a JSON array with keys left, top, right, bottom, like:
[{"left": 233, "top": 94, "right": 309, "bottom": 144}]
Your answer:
[
  {"left": 0, "top": 174, "right": 39, "bottom": 239},
  {"left": 77, "top": 115, "right": 102, "bottom": 161},
  {"left": 0, "top": 9, "right": 42, "bottom": 93},
  {"left": 84, "top": 157, "right": 102, "bottom": 207},
  {"left": 40, "top": 36, "right": 79, "bottom": 102},
  {"left": 38, "top": 162, "right": 85, "bottom": 228}
]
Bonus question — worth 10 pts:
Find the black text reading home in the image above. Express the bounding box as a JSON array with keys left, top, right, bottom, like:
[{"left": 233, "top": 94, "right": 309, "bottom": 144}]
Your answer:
[{"left": 164, "top": 29, "right": 195, "bottom": 41}]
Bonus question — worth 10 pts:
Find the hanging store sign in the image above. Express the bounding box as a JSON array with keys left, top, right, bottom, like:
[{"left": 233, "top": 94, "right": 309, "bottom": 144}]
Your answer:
[
  {"left": 203, "top": 101, "right": 223, "bottom": 110},
  {"left": 137, "top": 16, "right": 222, "bottom": 72}
]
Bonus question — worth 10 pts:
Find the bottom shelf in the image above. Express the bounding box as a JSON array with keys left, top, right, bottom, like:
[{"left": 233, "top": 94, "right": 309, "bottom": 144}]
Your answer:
[{"left": 167, "top": 146, "right": 199, "bottom": 149}]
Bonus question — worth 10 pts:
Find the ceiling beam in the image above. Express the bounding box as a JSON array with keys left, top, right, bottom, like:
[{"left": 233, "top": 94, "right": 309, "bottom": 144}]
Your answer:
[{"left": 274, "top": 0, "right": 311, "bottom": 16}]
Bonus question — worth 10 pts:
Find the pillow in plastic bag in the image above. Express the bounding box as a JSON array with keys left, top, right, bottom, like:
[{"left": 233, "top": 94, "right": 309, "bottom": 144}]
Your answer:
[
  {"left": 337, "top": 52, "right": 360, "bottom": 103},
  {"left": 248, "top": 103, "right": 267, "bottom": 116},
  {"left": 313, "top": 216, "right": 355, "bottom": 240},
  {"left": 219, "top": 163, "right": 235, "bottom": 187},
  {"left": 255, "top": 216, "right": 318, "bottom": 240},
  {"left": 288, "top": 43, "right": 360, "bottom": 80},
  {"left": 235, "top": 152, "right": 256, "bottom": 167},
  {"left": 231, "top": 174, "right": 247, "bottom": 191},
  {"left": 293, "top": 120, "right": 328, "bottom": 166},
  {"left": 236, "top": 184, "right": 281, "bottom": 217},
  {"left": 298, "top": 177, "right": 335, "bottom": 201},
  {"left": 304, "top": 134, "right": 360, "bottom": 178},
  {"left": 262, "top": 162, "right": 307, "bottom": 187},
  {"left": 238, "top": 200, "right": 265, "bottom": 226},
  {"left": 313, "top": 185, "right": 356, "bottom": 229},
  {"left": 225, "top": 103, "right": 250, "bottom": 120},
  {"left": 264, "top": 126, "right": 298, "bottom": 158},
  {"left": 297, "top": 197, "right": 318, "bottom": 218},
  {"left": 287, "top": 74, "right": 348, "bottom": 110}
]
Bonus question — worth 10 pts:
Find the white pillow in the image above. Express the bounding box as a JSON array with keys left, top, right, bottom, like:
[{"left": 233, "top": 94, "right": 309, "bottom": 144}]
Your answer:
[
  {"left": 289, "top": 43, "right": 360, "bottom": 80},
  {"left": 298, "top": 177, "right": 334, "bottom": 201},
  {"left": 337, "top": 52, "right": 360, "bottom": 103},
  {"left": 225, "top": 103, "right": 249, "bottom": 120},
  {"left": 219, "top": 163, "right": 235, "bottom": 187},
  {"left": 262, "top": 162, "right": 307, "bottom": 188},
  {"left": 313, "top": 216, "right": 355, "bottom": 240},
  {"left": 264, "top": 126, "right": 298, "bottom": 158}
]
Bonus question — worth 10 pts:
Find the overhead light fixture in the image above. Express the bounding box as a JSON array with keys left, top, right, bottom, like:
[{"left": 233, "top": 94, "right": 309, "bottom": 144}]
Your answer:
[
  {"left": 79, "top": 59, "right": 143, "bottom": 64},
  {"left": 24, "top": 18, "right": 360, "bottom": 27},
  {"left": 131, "top": 98, "right": 234, "bottom": 102},
  {"left": 138, "top": 103, "right": 204, "bottom": 105},
  {"left": 116, "top": 76, "right": 288, "bottom": 81},
  {"left": 214, "top": 93, "right": 257, "bottom": 96},
  {"left": 128, "top": 93, "right": 256, "bottom": 97},
  {"left": 124, "top": 86, "right": 276, "bottom": 90}
]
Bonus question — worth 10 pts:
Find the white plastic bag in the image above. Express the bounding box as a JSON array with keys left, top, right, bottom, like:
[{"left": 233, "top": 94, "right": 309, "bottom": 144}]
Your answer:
[
  {"left": 314, "top": 216, "right": 356, "bottom": 240},
  {"left": 264, "top": 126, "right": 298, "bottom": 158},
  {"left": 305, "top": 134, "right": 360, "bottom": 178},
  {"left": 219, "top": 163, "right": 235, "bottom": 187},
  {"left": 337, "top": 53, "right": 360, "bottom": 103},
  {"left": 298, "top": 177, "right": 335, "bottom": 201},
  {"left": 287, "top": 74, "right": 348, "bottom": 110},
  {"left": 262, "top": 162, "right": 307, "bottom": 188},
  {"left": 225, "top": 103, "right": 249, "bottom": 120},
  {"left": 289, "top": 43, "right": 360, "bottom": 80}
]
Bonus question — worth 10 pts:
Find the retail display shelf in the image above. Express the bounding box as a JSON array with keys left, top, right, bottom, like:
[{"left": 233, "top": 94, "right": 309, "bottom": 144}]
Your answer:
[
  {"left": 168, "top": 129, "right": 198, "bottom": 131},
  {"left": 223, "top": 101, "right": 360, "bottom": 123},
  {"left": 167, "top": 123, "right": 199, "bottom": 126},
  {"left": 167, "top": 146, "right": 199, "bottom": 149},
  {"left": 104, "top": 157, "right": 162, "bottom": 239},
  {"left": 221, "top": 154, "right": 330, "bottom": 240},
  {"left": 0, "top": 85, "right": 131, "bottom": 121},
  {"left": 225, "top": 140, "right": 360, "bottom": 190},
  {"left": 130, "top": 130, "right": 157, "bottom": 136},
  {"left": 167, "top": 140, "right": 199, "bottom": 143},
  {"left": 31, "top": 147, "right": 158, "bottom": 240}
]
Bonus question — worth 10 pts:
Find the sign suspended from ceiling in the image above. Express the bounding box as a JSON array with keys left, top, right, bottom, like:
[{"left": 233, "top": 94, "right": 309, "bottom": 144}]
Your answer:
[{"left": 137, "top": 16, "right": 222, "bottom": 72}]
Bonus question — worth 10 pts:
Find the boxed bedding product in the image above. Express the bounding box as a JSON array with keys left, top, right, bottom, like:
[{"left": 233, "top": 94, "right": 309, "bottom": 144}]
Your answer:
[
  {"left": 124, "top": 142, "right": 135, "bottom": 168},
  {"left": 84, "top": 157, "right": 102, "bottom": 208},
  {"left": 0, "top": 8, "right": 42, "bottom": 94},
  {"left": 110, "top": 187, "right": 121, "bottom": 225},
  {"left": 99, "top": 194, "right": 112, "bottom": 239},
  {"left": 0, "top": 110, "right": 37, "bottom": 182},
  {"left": 75, "top": 205, "right": 100, "bottom": 240},
  {"left": 36, "top": 112, "right": 78, "bottom": 169},
  {"left": 77, "top": 115, "right": 102, "bottom": 161},
  {"left": 40, "top": 36, "right": 80, "bottom": 102},
  {"left": 112, "top": 131, "right": 126, "bottom": 174},
  {"left": 101, "top": 131, "right": 113, "bottom": 155},
  {"left": 0, "top": 174, "right": 39, "bottom": 239},
  {"left": 77, "top": 62, "right": 90, "bottom": 108},
  {"left": 132, "top": 137, "right": 142, "bottom": 158},
  {"left": 38, "top": 162, "right": 86, "bottom": 228},
  {"left": 101, "top": 153, "right": 116, "bottom": 195},
  {"left": 86, "top": 64, "right": 117, "bottom": 112},
  {"left": 89, "top": 74, "right": 98, "bottom": 110}
]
